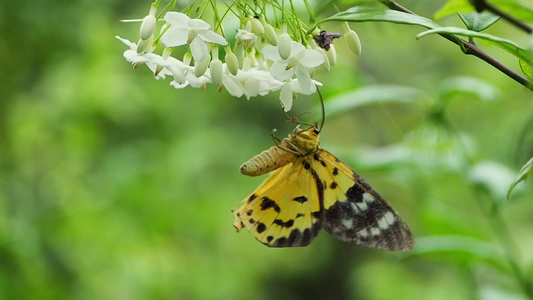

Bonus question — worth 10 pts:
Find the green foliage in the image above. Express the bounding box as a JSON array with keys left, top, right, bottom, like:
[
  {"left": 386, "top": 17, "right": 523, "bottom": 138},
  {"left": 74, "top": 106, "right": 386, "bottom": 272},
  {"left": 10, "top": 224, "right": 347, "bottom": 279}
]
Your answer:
[{"left": 508, "top": 156, "right": 533, "bottom": 200}]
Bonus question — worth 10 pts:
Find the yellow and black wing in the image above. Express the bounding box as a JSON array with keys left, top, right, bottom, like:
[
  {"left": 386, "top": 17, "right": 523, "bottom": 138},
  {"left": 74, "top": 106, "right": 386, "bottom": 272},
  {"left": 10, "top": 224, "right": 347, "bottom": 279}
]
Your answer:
[
  {"left": 233, "top": 157, "right": 324, "bottom": 247},
  {"left": 312, "top": 148, "right": 414, "bottom": 251}
]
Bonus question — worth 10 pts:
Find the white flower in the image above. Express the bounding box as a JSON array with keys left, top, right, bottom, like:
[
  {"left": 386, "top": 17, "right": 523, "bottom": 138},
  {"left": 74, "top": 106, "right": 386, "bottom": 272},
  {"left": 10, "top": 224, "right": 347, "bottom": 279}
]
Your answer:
[
  {"left": 116, "top": 36, "right": 171, "bottom": 80},
  {"left": 262, "top": 41, "right": 324, "bottom": 92},
  {"left": 161, "top": 12, "right": 228, "bottom": 62},
  {"left": 221, "top": 66, "right": 282, "bottom": 100},
  {"left": 279, "top": 78, "right": 318, "bottom": 111},
  {"left": 236, "top": 28, "right": 257, "bottom": 49}
]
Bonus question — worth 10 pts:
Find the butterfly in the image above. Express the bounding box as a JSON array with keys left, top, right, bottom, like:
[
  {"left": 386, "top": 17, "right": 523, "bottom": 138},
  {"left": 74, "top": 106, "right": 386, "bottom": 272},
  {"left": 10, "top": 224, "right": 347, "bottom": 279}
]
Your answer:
[{"left": 233, "top": 124, "right": 414, "bottom": 250}]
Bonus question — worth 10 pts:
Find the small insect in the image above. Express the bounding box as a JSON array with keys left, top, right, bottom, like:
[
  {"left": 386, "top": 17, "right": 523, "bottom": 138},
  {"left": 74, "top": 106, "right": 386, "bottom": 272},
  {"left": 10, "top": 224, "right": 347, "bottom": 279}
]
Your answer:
[{"left": 233, "top": 124, "right": 414, "bottom": 250}]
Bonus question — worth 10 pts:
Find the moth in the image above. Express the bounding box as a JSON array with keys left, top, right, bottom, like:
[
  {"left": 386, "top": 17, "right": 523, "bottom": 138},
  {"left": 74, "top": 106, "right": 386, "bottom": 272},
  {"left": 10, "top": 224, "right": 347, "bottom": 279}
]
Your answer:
[{"left": 233, "top": 125, "right": 414, "bottom": 250}]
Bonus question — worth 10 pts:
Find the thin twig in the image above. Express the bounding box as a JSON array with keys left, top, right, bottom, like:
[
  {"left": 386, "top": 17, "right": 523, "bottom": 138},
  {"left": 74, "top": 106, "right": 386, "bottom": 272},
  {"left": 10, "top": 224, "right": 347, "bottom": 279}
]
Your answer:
[
  {"left": 380, "top": 0, "right": 533, "bottom": 92},
  {"left": 473, "top": 0, "right": 533, "bottom": 34}
]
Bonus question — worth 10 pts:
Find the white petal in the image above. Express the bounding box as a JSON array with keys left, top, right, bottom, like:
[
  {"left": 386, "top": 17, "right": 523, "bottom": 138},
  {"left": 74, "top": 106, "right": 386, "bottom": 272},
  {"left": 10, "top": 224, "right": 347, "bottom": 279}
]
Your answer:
[
  {"left": 289, "top": 41, "right": 305, "bottom": 55},
  {"left": 293, "top": 78, "right": 317, "bottom": 95},
  {"left": 295, "top": 65, "right": 312, "bottom": 92},
  {"left": 197, "top": 30, "right": 228, "bottom": 45},
  {"left": 279, "top": 83, "right": 294, "bottom": 111},
  {"left": 164, "top": 12, "right": 191, "bottom": 28},
  {"left": 296, "top": 49, "right": 325, "bottom": 68},
  {"left": 186, "top": 72, "right": 210, "bottom": 88},
  {"left": 167, "top": 64, "right": 187, "bottom": 83},
  {"left": 244, "top": 78, "right": 260, "bottom": 98},
  {"left": 190, "top": 37, "right": 207, "bottom": 62},
  {"left": 187, "top": 19, "right": 211, "bottom": 31},
  {"left": 261, "top": 45, "right": 281, "bottom": 61},
  {"left": 161, "top": 27, "right": 189, "bottom": 47},
  {"left": 270, "top": 60, "right": 294, "bottom": 81},
  {"left": 171, "top": 80, "right": 190, "bottom": 89},
  {"left": 116, "top": 36, "right": 136, "bottom": 49},
  {"left": 223, "top": 76, "right": 245, "bottom": 97}
]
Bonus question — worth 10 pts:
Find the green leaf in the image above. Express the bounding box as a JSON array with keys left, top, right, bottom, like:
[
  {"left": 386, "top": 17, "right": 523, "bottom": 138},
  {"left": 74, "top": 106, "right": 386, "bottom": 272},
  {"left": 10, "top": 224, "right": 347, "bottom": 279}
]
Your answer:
[
  {"left": 319, "top": 85, "right": 431, "bottom": 117},
  {"left": 507, "top": 156, "right": 533, "bottom": 200},
  {"left": 323, "top": 6, "right": 439, "bottom": 27},
  {"left": 433, "top": 0, "right": 475, "bottom": 20},
  {"left": 458, "top": 12, "right": 500, "bottom": 31},
  {"left": 439, "top": 76, "right": 500, "bottom": 102},
  {"left": 520, "top": 59, "right": 533, "bottom": 80},
  {"left": 403, "top": 235, "right": 508, "bottom": 270},
  {"left": 434, "top": 0, "right": 475, "bottom": 21},
  {"left": 322, "top": 6, "right": 463, "bottom": 41},
  {"left": 469, "top": 161, "right": 518, "bottom": 204},
  {"left": 417, "top": 27, "right": 531, "bottom": 64}
]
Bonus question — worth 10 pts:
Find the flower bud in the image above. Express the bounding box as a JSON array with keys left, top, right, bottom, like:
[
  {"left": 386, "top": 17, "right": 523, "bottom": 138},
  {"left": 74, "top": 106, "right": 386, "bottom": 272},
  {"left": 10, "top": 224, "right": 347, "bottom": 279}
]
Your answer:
[
  {"left": 136, "top": 35, "right": 154, "bottom": 53},
  {"left": 278, "top": 33, "right": 292, "bottom": 60},
  {"left": 235, "top": 42, "right": 245, "bottom": 68},
  {"left": 344, "top": 29, "right": 361, "bottom": 55},
  {"left": 140, "top": 15, "right": 157, "bottom": 40},
  {"left": 326, "top": 44, "right": 337, "bottom": 66},
  {"left": 183, "top": 53, "right": 193, "bottom": 66},
  {"left": 195, "top": 56, "right": 210, "bottom": 77},
  {"left": 262, "top": 22, "right": 278, "bottom": 46},
  {"left": 342, "top": 22, "right": 362, "bottom": 56},
  {"left": 210, "top": 59, "right": 223, "bottom": 85},
  {"left": 250, "top": 18, "right": 264, "bottom": 35},
  {"left": 318, "top": 49, "right": 330, "bottom": 72},
  {"left": 225, "top": 51, "right": 239, "bottom": 76}
]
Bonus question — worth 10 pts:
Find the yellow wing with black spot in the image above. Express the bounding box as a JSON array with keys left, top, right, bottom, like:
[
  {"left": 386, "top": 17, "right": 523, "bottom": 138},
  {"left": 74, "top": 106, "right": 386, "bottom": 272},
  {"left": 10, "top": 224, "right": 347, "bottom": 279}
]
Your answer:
[
  {"left": 233, "top": 157, "right": 324, "bottom": 247},
  {"left": 312, "top": 148, "right": 414, "bottom": 251}
]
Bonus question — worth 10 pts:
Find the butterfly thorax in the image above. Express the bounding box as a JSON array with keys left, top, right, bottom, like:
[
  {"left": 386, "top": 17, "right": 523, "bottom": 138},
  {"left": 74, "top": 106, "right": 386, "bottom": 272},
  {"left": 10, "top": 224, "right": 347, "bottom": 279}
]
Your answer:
[
  {"left": 284, "top": 125, "right": 320, "bottom": 155},
  {"left": 240, "top": 125, "right": 320, "bottom": 177}
]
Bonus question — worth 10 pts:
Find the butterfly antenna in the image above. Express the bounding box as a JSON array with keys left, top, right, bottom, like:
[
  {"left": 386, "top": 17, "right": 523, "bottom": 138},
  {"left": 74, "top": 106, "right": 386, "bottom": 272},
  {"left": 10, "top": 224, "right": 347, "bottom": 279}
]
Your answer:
[{"left": 317, "top": 85, "right": 326, "bottom": 132}]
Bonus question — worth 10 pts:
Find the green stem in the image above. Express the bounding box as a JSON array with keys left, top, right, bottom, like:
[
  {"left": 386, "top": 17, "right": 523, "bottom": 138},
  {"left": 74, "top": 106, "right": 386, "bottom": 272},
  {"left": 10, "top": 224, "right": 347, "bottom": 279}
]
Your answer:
[
  {"left": 488, "top": 207, "right": 533, "bottom": 298},
  {"left": 475, "top": 190, "right": 533, "bottom": 299}
]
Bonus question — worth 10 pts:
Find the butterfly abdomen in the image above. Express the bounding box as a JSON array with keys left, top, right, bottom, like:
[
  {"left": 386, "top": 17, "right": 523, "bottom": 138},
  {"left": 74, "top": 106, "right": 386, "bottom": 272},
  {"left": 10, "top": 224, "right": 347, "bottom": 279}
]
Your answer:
[
  {"left": 240, "top": 144, "right": 299, "bottom": 176},
  {"left": 240, "top": 125, "right": 320, "bottom": 177}
]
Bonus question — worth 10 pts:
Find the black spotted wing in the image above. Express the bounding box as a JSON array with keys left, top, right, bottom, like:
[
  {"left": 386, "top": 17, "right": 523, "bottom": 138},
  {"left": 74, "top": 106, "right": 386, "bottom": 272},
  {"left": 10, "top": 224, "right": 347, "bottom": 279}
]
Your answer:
[
  {"left": 233, "top": 157, "right": 324, "bottom": 247},
  {"left": 313, "top": 148, "right": 414, "bottom": 251}
]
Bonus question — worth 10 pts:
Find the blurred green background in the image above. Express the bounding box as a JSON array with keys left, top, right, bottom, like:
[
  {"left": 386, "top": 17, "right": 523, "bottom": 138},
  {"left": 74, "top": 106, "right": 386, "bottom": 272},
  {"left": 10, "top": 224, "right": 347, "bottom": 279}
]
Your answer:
[{"left": 1, "top": 0, "right": 533, "bottom": 299}]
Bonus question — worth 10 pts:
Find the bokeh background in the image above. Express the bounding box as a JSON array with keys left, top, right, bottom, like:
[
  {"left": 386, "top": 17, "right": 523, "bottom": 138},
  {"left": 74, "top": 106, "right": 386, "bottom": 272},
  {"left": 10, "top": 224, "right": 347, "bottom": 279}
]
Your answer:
[{"left": 1, "top": 0, "right": 533, "bottom": 299}]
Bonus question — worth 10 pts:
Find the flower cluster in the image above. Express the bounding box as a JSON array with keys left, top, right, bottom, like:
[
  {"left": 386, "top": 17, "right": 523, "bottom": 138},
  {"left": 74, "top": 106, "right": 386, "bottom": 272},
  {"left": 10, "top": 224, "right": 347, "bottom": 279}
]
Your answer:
[{"left": 117, "top": 1, "right": 361, "bottom": 111}]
